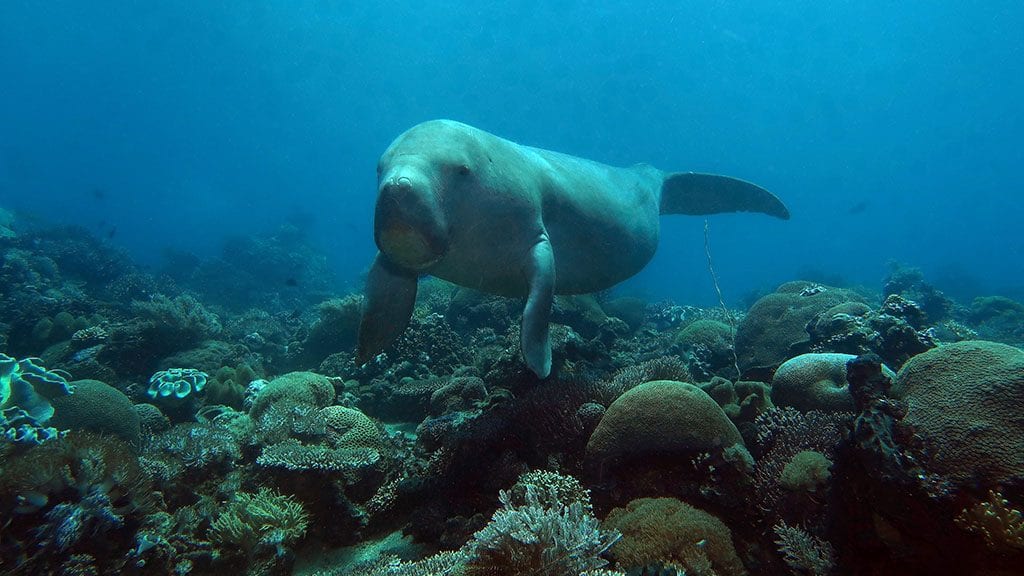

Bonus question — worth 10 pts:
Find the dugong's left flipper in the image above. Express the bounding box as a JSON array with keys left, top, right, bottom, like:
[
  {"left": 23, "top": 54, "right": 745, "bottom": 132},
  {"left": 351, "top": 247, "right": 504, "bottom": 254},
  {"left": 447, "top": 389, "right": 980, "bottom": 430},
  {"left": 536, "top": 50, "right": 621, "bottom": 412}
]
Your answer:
[
  {"left": 521, "top": 236, "right": 555, "bottom": 378},
  {"left": 356, "top": 253, "right": 418, "bottom": 365},
  {"left": 660, "top": 172, "right": 790, "bottom": 220}
]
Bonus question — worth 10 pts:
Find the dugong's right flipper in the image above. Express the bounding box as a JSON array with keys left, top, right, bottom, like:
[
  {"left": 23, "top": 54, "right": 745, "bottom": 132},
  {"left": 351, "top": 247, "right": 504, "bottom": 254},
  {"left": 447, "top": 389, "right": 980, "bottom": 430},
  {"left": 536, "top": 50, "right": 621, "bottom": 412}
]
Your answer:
[
  {"left": 356, "top": 253, "right": 418, "bottom": 365},
  {"left": 520, "top": 236, "right": 555, "bottom": 378},
  {"left": 660, "top": 172, "right": 790, "bottom": 220}
]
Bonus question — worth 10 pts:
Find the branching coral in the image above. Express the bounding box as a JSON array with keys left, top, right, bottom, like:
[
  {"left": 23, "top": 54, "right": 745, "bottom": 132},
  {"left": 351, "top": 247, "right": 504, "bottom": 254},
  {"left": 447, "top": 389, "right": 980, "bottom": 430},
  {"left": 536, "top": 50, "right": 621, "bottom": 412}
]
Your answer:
[
  {"left": 955, "top": 490, "right": 1024, "bottom": 552},
  {"left": 597, "top": 355, "right": 691, "bottom": 403},
  {"left": 772, "top": 521, "right": 835, "bottom": 576},
  {"left": 208, "top": 487, "right": 309, "bottom": 570},
  {"left": 464, "top": 484, "right": 620, "bottom": 576}
]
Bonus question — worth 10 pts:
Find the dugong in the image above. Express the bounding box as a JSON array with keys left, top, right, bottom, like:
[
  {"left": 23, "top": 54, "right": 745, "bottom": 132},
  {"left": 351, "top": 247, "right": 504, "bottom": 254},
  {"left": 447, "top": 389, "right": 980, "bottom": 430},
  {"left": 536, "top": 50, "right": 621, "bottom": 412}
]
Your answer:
[{"left": 357, "top": 120, "right": 789, "bottom": 378}]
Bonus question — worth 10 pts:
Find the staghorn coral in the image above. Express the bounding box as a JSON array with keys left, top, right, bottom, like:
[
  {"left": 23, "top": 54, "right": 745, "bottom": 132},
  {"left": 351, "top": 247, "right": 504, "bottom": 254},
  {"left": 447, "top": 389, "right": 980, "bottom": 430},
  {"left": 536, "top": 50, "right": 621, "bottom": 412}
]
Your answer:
[
  {"left": 256, "top": 439, "right": 380, "bottom": 473},
  {"left": 347, "top": 551, "right": 470, "bottom": 576},
  {"left": 502, "top": 470, "right": 593, "bottom": 516}
]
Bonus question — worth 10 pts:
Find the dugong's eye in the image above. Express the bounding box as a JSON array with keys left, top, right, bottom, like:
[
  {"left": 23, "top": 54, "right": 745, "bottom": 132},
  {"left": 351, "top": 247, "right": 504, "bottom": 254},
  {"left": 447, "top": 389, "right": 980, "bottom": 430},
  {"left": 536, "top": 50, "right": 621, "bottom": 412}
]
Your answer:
[{"left": 458, "top": 164, "right": 471, "bottom": 176}]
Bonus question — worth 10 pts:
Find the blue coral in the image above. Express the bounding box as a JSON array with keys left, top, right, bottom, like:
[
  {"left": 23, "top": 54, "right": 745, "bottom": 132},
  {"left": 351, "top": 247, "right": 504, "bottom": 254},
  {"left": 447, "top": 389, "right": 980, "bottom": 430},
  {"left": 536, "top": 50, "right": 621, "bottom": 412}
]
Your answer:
[
  {"left": 147, "top": 368, "right": 208, "bottom": 403},
  {"left": 0, "top": 354, "right": 74, "bottom": 445}
]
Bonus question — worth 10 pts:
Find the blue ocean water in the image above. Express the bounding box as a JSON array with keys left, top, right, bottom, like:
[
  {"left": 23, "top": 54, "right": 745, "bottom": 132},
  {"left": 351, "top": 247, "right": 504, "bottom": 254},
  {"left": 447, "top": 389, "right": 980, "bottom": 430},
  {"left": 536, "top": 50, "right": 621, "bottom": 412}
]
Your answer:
[{"left": 1, "top": 0, "right": 1022, "bottom": 304}]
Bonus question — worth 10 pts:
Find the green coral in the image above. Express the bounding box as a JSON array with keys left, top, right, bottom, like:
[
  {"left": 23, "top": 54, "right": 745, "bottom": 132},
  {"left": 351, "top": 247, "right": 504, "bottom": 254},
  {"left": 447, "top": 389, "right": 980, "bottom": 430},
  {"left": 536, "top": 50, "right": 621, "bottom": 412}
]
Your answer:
[
  {"left": 735, "top": 281, "right": 866, "bottom": 375},
  {"left": 50, "top": 379, "right": 141, "bottom": 447},
  {"left": 779, "top": 450, "right": 832, "bottom": 492},
  {"left": 603, "top": 497, "right": 747, "bottom": 576},
  {"left": 586, "top": 380, "right": 744, "bottom": 465},
  {"left": 249, "top": 371, "right": 335, "bottom": 418},
  {"left": 208, "top": 487, "right": 309, "bottom": 571},
  {"left": 892, "top": 340, "right": 1024, "bottom": 487}
]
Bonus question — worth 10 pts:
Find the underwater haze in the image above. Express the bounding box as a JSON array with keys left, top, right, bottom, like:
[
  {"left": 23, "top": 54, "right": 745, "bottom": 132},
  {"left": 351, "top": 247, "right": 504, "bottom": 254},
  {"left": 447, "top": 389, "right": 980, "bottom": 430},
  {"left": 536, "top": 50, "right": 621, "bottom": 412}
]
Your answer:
[
  {"left": 2, "top": 0, "right": 1022, "bottom": 304},
  {"left": 5, "top": 3, "right": 1024, "bottom": 576}
]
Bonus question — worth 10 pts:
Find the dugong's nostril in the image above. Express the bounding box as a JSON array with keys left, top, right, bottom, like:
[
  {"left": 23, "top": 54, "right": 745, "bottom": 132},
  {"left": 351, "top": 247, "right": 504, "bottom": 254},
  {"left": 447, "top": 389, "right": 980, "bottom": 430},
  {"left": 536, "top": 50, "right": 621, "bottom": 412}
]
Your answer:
[{"left": 382, "top": 176, "right": 414, "bottom": 198}]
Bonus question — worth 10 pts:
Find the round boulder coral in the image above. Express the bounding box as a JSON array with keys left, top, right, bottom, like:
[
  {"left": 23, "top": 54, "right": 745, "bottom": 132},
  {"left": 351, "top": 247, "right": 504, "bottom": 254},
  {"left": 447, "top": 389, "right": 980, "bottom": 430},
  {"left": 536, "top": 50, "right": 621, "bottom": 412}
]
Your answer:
[
  {"left": 603, "top": 497, "right": 747, "bottom": 576},
  {"left": 772, "top": 353, "right": 896, "bottom": 413},
  {"left": 892, "top": 340, "right": 1024, "bottom": 487},
  {"left": 50, "top": 379, "right": 141, "bottom": 447},
  {"left": 586, "top": 380, "right": 744, "bottom": 465},
  {"left": 779, "top": 450, "right": 832, "bottom": 492},
  {"left": 735, "top": 281, "right": 866, "bottom": 376},
  {"left": 249, "top": 371, "right": 335, "bottom": 418}
]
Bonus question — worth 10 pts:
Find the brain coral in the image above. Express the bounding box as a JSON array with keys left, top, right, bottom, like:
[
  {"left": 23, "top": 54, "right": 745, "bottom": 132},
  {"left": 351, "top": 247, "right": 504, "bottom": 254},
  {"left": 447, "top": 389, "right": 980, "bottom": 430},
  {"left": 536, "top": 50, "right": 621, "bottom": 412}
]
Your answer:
[
  {"left": 603, "top": 497, "right": 747, "bottom": 576},
  {"left": 586, "top": 380, "right": 744, "bottom": 465},
  {"left": 319, "top": 405, "right": 385, "bottom": 453},
  {"left": 50, "top": 379, "right": 141, "bottom": 447},
  {"left": 249, "top": 371, "right": 335, "bottom": 418},
  {"left": 735, "top": 282, "right": 866, "bottom": 375},
  {"left": 892, "top": 340, "right": 1024, "bottom": 487},
  {"left": 772, "top": 353, "right": 896, "bottom": 413}
]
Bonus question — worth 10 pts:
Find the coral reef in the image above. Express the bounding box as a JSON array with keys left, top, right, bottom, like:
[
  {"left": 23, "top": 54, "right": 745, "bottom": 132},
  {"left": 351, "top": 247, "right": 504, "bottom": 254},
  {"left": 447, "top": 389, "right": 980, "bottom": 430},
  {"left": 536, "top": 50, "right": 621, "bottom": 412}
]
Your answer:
[{"left": 5, "top": 217, "right": 1024, "bottom": 575}]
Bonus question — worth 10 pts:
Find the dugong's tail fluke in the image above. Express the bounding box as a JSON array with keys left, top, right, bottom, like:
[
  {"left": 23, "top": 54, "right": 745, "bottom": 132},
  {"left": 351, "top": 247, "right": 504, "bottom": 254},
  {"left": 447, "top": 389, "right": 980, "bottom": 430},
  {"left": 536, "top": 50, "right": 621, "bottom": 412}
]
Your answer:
[{"left": 659, "top": 172, "right": 790, "bottom": 220}]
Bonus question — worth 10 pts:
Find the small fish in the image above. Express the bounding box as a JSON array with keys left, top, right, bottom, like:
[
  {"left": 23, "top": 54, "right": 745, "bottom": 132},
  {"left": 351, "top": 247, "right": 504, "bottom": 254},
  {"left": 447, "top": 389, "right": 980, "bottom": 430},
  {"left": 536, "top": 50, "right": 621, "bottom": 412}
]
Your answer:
[
  {"left": 106, "top": 225, "right": 117, "bottom": 239},
  {"left": 284, "top": 277, "right": 299, "bottom": 287},
  {"left": 91, "top": 188, "right": 106, "bottom": 200},
  {"left": 847, "top": 200, "right": 869, "bottom": 214}
]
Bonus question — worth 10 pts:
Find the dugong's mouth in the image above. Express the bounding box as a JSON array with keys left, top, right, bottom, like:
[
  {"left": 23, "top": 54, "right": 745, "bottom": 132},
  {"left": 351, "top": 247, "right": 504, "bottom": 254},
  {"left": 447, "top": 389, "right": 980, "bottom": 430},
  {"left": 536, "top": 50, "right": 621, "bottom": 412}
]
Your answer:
[
  {"left": 377, "top": 221, "right": 445, "bottom": 271},
  {"left": 374, "top": 166, "right": 450, "bottom": 271}
]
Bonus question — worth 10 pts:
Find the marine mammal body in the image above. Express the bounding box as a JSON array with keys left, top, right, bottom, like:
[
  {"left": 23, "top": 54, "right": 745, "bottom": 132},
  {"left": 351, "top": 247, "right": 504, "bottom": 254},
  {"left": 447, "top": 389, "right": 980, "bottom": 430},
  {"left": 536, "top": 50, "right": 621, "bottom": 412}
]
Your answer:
[{"left": 358, "top": 119, "right": 789, "bottom": 377}]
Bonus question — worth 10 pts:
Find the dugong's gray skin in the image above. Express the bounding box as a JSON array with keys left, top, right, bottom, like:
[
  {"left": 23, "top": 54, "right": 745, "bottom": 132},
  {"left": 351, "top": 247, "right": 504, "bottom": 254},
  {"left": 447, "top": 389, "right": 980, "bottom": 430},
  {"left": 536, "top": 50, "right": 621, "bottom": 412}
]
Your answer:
[{"left": 357, "top": 120, "right": 789, "bottom": 378}]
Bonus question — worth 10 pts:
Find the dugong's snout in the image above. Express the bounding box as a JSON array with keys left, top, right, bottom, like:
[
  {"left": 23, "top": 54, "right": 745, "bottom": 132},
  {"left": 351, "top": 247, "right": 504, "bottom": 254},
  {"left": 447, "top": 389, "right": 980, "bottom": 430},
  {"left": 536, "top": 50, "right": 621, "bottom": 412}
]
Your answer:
[{"left": 374, "top": 174, "right": 449, "bottom": 271}]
